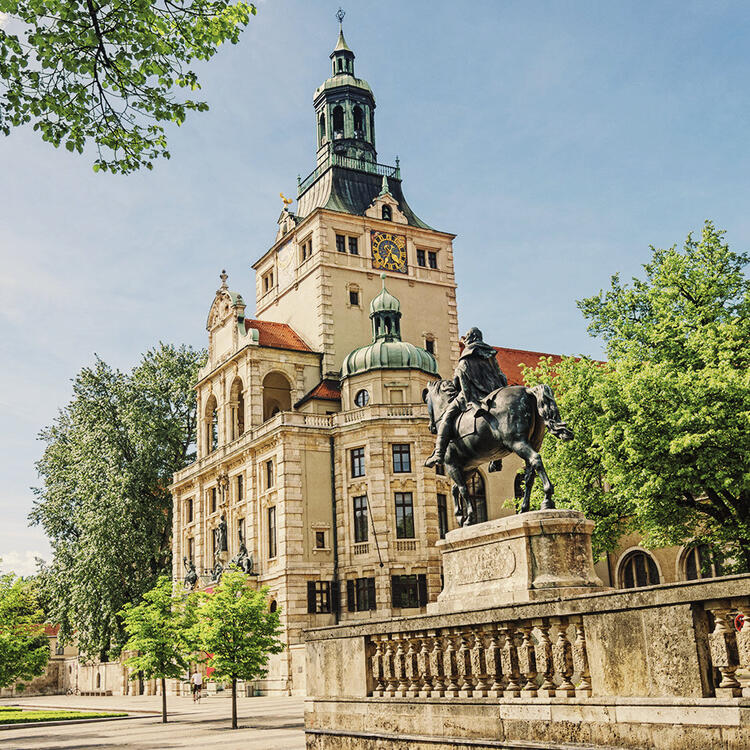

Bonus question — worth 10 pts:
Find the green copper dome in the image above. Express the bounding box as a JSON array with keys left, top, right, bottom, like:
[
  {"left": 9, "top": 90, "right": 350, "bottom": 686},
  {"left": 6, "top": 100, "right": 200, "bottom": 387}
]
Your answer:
[
  {"left": 342, "top": 275, "right": 438, "bottom": 378},
  {"left": 369, "top": 273, "right": 400, "bottom": 314}
]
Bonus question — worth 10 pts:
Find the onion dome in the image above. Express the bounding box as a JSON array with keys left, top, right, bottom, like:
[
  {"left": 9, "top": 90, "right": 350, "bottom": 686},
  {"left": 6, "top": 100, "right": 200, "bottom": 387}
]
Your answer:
[{"left": 342, "top": 274, "right": 438, "bottom": 377}]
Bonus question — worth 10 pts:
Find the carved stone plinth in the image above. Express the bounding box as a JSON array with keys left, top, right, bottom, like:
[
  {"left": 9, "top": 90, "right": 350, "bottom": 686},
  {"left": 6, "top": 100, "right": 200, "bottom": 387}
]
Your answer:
[{"left": 428, "top": 509, "right": 609, "bottom": 614}]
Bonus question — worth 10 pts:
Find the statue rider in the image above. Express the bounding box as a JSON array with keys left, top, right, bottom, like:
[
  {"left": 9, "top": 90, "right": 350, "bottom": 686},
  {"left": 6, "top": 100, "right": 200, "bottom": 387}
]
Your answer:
[{"left": 425, "top": 327, "right": 508, "bottom": 468}]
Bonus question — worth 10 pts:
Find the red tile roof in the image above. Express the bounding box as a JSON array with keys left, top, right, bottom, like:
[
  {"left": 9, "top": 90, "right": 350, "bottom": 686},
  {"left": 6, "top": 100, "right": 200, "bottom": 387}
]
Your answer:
[
  {"left": 493, "top": 346, "right": 565, "bottom": 386},
  {"left": 43, "top": 624, "right": 60, "bottom": 636},
  {"left": 295, "top": 379, "right": 341, "bottom": 408},
  {"left": 244, "top": 319, "right": 314, "bottom": 353}
]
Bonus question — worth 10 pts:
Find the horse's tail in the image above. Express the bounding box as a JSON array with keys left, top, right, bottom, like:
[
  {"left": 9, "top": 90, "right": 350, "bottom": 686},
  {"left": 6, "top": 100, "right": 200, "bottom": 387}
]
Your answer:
[{"left": 528, "top": 384, "right": 574, "bottom": 440}]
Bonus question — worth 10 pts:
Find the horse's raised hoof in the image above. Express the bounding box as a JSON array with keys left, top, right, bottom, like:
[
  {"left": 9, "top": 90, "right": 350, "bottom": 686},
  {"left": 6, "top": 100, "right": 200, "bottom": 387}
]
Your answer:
[
  {"left": 541, "top": 498, "right": 556, "bottom": 510},
  {"left": 455, "top": 514, "right": 464, "bottom": 527},
  {"left": 463, "top": 512, "right": 474, "bottom": 527},
  {"left": 519, "top": 502, "right": 530, "bottom": 514}
]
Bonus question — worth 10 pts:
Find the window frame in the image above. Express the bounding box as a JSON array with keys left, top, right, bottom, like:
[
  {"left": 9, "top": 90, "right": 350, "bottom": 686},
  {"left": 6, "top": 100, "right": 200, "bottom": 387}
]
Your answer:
[
  {"left": 391, "top": 574, "right": 427, "bottom": 609},
  {"left": 437, "top": 493, "right": 449, "bottom": 539},
  {"left": 395, "top": 492, "right": 415, "bottom": 539},
  {"left": 266, "top": 459, "right": 274, "bottom": 489},
  {"left": 428, "top": 250, "right": 438, "bottom": 269},
  {"left": 307, "top": 580, "right": 332, "bottom": 614},
  {"left": 392, "top": 443, "right": 412, "bottom": 473},
  {"left": 416, "top": 249, "right": 426, "bottom": 267},
  {"left": 350, "top": 447, "right": 365, "bottom": 478},
  {"left": 348, "top": 236, "right": 359, "bottom": 255},
  {"left": 353, "top": 495, "right": 368, "bottom": 543},
  {"left": 268, "top": 506, "right": 277, "bottom": 559},
  {"left": 335, "top": 234, "right": 346, "bottom": 253}
]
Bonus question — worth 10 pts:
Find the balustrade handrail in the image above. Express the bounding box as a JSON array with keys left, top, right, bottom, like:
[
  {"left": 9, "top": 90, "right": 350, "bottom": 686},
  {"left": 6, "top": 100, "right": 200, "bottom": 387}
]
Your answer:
[{"left": 298, "top": 152, "right": 400, "bottom": 196}]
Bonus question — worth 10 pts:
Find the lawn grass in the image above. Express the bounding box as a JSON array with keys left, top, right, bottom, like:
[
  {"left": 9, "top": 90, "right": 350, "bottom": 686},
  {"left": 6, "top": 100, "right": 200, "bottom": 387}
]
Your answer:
[{"left": 0, "top": 709, "right": 127, "bottom": 724}]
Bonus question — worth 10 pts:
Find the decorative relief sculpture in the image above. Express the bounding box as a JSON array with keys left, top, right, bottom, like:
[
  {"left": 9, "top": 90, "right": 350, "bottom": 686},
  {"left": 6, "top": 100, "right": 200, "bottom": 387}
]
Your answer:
[
  {"left": 183, "top": 556, "right": 198, "bottom": 590},
  {"left": 423, "top": 327, "right": 574, "bottom": 525}
]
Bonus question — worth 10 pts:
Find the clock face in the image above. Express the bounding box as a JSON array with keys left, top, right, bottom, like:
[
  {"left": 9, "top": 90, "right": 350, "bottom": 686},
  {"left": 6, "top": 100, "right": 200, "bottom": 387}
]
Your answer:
[{"left": 371, "top": 231, "right": 407, "bottom": 273}]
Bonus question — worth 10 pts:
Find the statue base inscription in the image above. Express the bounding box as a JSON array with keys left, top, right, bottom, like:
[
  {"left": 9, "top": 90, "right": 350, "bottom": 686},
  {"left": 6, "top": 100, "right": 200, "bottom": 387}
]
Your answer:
[{"left": 429, "top": 509, "right": 609, "bottom": 614}]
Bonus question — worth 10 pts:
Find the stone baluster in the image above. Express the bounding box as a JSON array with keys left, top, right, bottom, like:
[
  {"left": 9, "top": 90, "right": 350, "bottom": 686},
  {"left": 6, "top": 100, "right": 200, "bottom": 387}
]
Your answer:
[
  {"left": 430, "top": 632, "right": 446, "bottom": 697},
  {"left": 394, "top": 633, "right": 409, "bottom": 696},
  {"left": 485, "top": 626, "right": 504, "bottom": 698},
  {"left": 706, "top": 602, "right": 741, "bottom": 697},
  {"left": 533, "top": 618, "right": 556, "bottom": 697},
  {"left": 371, "top": 635, "right": 385, "bottom": 697},
  {"left": 417, "top": 631, "right": 434, "bottom": 697},
  {"left": 518, "top": 623, "right": 538, "bottom": 697},
  {"left": 571, "top": 616, "right": 592, "bottom": 697},
  {"left": 457, "top": 628, "right": 475, "bottom": 697},
  {"left": 732, "top": 598, "right": 750, "bottom": 697},
  {"left": 499, "top": 623, "right": 522, "bottom": 697},
  {"left": 471, "top": 628, "right": 489, "bottom": 697},
  {"left": 383, "top": 636, "right": 397, "bottom": 697},
  {"left": 551, "top": 618, "right": 576, "bottom": 697},
  {"left": 406, "top": 633, "right": 421, "bottom": 697},
  {"left": 443, "top": 631, "right": 460, "bottom": 697}
]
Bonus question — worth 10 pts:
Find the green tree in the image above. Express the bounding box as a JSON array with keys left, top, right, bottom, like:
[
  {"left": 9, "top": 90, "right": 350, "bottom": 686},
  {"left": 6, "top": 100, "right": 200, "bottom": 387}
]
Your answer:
[
  {"left": 120, "top": 575, "right": 196, "bottom": 723},
  {"left": 0, "top": 572, "right": 49, "bottom": 690},
  {"left": 0, "top": 0, "right": 256, "bottom": 173},
  {"left": 524, "top": 221, "right": 750, "bottom": 568},
  {"left": 32, "top": 342, "right": 206, "bottom": 658},
  {"left": 196, "top": 570, "right": 283, "bottom": 729}
]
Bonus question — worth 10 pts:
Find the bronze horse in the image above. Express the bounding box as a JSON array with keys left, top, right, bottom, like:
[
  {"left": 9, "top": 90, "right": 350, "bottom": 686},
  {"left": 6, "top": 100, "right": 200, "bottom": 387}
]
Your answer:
[{"left": 424, "top": 380, "right": 573, "bottom": 525}]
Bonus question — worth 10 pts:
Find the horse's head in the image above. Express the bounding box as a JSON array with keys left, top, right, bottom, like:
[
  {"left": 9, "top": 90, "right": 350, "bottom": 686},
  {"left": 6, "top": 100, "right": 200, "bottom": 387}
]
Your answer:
[{"left": 423, "top": 379, "right": 457, "bottom": 433}]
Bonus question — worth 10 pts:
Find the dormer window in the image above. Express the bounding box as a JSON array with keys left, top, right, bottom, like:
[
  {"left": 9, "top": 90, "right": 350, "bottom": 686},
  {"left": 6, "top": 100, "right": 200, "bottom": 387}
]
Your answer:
[{"left": 382, "top": 205, "right": 392, "bottom": 221}]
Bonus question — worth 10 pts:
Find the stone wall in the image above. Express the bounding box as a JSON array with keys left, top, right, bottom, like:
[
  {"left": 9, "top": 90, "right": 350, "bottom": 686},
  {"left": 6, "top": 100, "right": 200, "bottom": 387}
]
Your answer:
[{"left": 304, "top": 575, "right": 750, "bottom": 749}]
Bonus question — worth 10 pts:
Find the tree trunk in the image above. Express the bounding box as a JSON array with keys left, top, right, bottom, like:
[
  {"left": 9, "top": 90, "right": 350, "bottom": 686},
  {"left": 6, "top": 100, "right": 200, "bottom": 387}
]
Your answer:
[
  {"left": 161, "top": 677, "right": 167, "bottom": 723},
  {"left": 231, "top": 676, "right": 237, "bottom": 729}
]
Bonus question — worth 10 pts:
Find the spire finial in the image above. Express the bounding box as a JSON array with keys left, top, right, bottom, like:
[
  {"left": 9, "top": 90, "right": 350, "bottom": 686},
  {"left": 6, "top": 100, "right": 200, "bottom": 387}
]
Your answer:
[
  {"left": 380, "top": 272, "right": 387, "bottom": 286},
  {"left": 220, "top": 269, "right": 228, "bottom": 288},
  {"left": 336, "top": 7, "right": 345, "bottom": 28}
]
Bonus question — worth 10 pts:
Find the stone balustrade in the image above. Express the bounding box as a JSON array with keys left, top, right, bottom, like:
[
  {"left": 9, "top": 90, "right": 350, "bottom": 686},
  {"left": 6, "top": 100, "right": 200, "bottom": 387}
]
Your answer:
[{"left": 305, "top": 576, "right": 750, "bottom": 750}]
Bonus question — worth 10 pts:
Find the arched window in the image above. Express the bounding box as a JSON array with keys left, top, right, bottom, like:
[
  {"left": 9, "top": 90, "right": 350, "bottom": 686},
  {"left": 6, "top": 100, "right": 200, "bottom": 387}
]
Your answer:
[
  {"left": 619, "top": 550, "right": 660, "bottom": 589},
  {"left": 683, "top": 545, "right": 721, "bottom": 580},
  {"left": 318, "top": 112, "right": 326, "bottom": 146},
  {"left": 467, "top": 471, "right": 487, "bottom": 523},
  {"left": 332, "top": 106, "right": 344, "bottom": 139},
  {"left": 262, "top": 372, "right": 292, "bottom": 421},
  {"left": 382, "top": 204, "right": 392, "bottom": 221},
  {"left": 269, "top": 599, "right": 278, "bottom": 613},
  {"left": 230, "top": 377, "right": 244, "bottom": 440},
  {"left": 205, "top": 394, "right": 218, "bottom": 453},
  {"left": 353, "top": 105, "right": 364, "bottom": 139}
]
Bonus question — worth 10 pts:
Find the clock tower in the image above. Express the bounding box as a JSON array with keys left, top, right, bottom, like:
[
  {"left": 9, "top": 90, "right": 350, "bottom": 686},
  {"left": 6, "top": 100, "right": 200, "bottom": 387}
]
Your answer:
[{"left": 252, "top": 17, "right": 460, "bottom": 378}]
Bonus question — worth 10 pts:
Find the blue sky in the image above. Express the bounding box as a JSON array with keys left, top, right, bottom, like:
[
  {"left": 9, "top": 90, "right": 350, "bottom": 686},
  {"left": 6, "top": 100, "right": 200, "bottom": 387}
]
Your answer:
[{"left": 2, "top": 0, "right": 750, "bottom": 574}]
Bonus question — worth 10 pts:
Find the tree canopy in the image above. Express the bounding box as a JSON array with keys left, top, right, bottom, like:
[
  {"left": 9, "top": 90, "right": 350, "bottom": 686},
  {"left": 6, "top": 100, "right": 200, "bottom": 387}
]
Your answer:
[
  {"left": 0, "top": 0, "right": 256, "bottom": 173},
  {"left": 32, "top": 343, "right": 205, "bottom": 658},
  {"left": 196, "top": 570, "right": 283, "bottom": 729},
  {"left": 524, "top": 221, "right": 750, "bottom": 568},
  {"left": 0, "top": 572, "right": 49, "bottom": 689},
  {"left": 120, "top": 575, "right": 197, "bottom": 722}
]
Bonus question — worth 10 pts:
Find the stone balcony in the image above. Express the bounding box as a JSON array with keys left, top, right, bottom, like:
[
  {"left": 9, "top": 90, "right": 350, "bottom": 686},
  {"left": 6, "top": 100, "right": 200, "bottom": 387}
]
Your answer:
[
  {"left": 305, "top": 574, "right": 750, "bottom": 749},
  {"left": 172, "top": 404, "right": 427, "bottom": 485}
]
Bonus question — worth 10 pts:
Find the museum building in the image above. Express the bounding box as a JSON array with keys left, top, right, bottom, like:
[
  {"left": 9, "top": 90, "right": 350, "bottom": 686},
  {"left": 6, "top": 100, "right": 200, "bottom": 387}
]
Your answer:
[{"left": 169, "top": 27, "right": 719, "bottom": 696}]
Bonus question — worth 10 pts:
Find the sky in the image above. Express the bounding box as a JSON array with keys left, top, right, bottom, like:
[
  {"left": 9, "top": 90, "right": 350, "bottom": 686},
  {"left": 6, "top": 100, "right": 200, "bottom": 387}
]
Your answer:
[{"left": 2, "top": 0, "right": 750, "bottom": 575}]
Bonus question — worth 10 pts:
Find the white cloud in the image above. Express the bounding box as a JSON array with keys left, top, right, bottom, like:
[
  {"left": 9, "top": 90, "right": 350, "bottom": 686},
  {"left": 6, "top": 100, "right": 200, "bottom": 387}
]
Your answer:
[{"left": 0, "top": 549, "right": 46, "bottom": 577}]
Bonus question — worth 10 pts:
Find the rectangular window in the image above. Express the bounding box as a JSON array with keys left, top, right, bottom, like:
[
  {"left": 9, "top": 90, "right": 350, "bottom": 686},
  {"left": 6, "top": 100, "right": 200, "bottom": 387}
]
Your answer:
[
  {"left": 266, "top": 459, "right": 274, "bottom": 489},
  {"left": 186, "top": 498, "right": 193, "bottom": 523},
  {"left": 210, "top": 488, "right": 217, "bottom": 514},
  {"left": 416, "top": 249, "right": 426, "bottom": 267},
  {"left": 55, "top": 643, "right": 65, "bottom": 656},
  {"left": 437, "top": 493, "right": 449, "bottom": 539},
  {"left": 315, "top": 530, "right": 326, "bottom": 549},
  {"left": 348, "top": 236, "right": 359, "bottom": 255},
  {"left": 353, "top": 495, "right": 368, "bottom": 543},
  {"left": 395, "top": 492, "right": 415, "bottom": 539},
  {"left": 263, "top": 271, "right": 274, "bottom": 293},
  {"left": 268, "top": 506, "right": 277, "bottom": 558},
  {"left": 392, "top": 443, "right": 411, "bottom": 473},
  {"left": 425, "top": 338, "right": 435, "bottom": 355},
  {"left": 346, "top": 577, "right": 376, "bottom": 612},
  {"left": 349, "top": 289, "right": 360, "bottom": 306},
  {"left": 428, "top": 251, "right": 438, "bottom": 269},
  {"left": 307, "top": 581, "right": 332, "bottom": 614},
  {"left": 336, "top": 234, "right": 346, "bottom": 253},
  {"left": 237, "top": 475, "right": 243, "bottom": 502},
  {"left": 391, "top": 574, "right": 428, "bottom": 609},
  {"left": 188, "top": 537, "right": 195, "bottom": 562},
  {"left": 350, "top": 447, "right": 365, "bottom": 477}
]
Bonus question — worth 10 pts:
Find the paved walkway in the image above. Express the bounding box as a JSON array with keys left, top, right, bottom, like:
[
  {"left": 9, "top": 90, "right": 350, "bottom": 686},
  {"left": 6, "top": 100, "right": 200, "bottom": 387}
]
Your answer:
[{"left": 0, "top": 694, "right": 305, "bottom": 749}]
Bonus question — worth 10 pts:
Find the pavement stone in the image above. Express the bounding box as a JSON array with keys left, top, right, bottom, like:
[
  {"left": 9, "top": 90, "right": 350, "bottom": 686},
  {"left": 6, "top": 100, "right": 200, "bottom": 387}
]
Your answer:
[{"left": 0, "top": 694, "right": 305, "bottom": 749}]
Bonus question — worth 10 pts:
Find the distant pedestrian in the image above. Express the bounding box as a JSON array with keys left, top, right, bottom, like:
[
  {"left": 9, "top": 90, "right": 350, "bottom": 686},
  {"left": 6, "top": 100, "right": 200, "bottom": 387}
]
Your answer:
[{"left": 191, "top": 670, "right": 203, "bottom": 702}]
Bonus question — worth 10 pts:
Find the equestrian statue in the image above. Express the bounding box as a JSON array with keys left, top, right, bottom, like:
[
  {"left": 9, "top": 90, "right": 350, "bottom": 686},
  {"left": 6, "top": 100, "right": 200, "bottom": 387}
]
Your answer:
[{"left": 424, "top": 327, "right": 573, "bottom": 526}]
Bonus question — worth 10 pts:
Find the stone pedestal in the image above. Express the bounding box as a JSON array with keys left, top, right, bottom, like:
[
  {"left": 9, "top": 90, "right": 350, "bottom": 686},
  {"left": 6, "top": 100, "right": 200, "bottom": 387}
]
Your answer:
[{"left": 429, "top": 509, "right": 609, "bottom": 614}]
